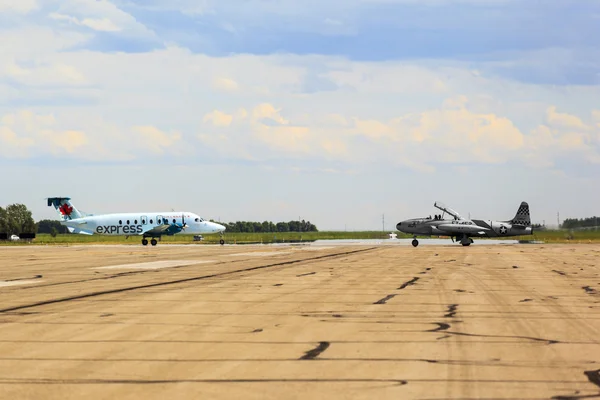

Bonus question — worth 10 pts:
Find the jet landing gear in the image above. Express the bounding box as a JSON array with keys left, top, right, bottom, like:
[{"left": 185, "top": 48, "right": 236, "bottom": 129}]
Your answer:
[
  {"left": 460, "top": 237, "right": 474, "bottom": 247},
  {"left": 411, "top": 237, "right": 419, "bottom": 247}
]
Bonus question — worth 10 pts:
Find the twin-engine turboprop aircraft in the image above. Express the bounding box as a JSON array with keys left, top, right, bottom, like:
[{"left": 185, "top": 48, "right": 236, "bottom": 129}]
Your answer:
[
  {"left": 396, "top": 201, "right": 533, "bottom": 247},
  {"left": 47, "top": 197, "right": 226, "bottom": 246}
]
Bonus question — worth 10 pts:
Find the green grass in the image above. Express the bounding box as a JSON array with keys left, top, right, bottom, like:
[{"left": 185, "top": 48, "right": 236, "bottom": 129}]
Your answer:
[{"left": 2, "top": 229, "right": 600, "bottom": 246}]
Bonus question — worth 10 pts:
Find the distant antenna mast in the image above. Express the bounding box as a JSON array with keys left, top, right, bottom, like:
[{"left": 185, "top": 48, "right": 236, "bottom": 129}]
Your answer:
[
  {"left": 557, "top": 212, "right": 560, "bottom": 228},
  {"left": 382, "top": 214, "right": 385, "bottom": 232}
]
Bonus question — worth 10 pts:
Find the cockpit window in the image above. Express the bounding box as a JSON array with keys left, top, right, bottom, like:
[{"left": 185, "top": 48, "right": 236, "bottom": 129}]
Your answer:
[{"left": 195, "top": 218, "right": 205, "bottom": 222}]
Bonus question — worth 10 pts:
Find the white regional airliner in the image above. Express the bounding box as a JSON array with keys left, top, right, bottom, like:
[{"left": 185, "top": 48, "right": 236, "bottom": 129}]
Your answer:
[{"left": 48, "top": 197, "right": 226, "bottom": 246}]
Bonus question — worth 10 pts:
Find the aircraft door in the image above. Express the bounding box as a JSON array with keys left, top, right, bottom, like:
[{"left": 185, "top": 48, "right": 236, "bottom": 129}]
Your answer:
[{"left": 157, "top": 215, "right": 163, "bottom": 225}]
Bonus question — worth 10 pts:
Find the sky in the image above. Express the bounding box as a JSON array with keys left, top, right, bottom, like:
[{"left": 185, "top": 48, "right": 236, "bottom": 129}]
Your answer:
[{"left": 0, "top": 0, "right": 599, "bottom": 230}]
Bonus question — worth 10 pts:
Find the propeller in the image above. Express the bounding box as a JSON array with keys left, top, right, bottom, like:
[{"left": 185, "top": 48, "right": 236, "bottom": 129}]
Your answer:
[{"left": 180, "top": 213, "right": 188, "bottom": 231}]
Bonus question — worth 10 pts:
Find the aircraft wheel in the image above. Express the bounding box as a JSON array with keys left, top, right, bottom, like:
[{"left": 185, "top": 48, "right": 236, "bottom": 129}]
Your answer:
[
  {"left": 411, "top": 239, "right": 419, "bottom": 247},
  {"left": 151, "top": 239, "right": 157, "bottom": 246},
  {"left": 142, "top": 239, "right": 148, "bottom": 246},
  {"left": 220, "top": 239, "right": 225, "bottom": 245}
]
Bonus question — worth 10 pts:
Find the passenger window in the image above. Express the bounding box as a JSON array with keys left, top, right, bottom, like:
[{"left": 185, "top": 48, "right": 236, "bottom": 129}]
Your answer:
[
  {"left": 134, "top": 220, "right": 138, "bottom": 224},
  {"left": 173, "top": 219, "right": 176, "bottom": 223},
  {"left": 127, "top": 220, "right": 130, "bottom": 224},
  {"left": 119, "top": 220, "right": 122, "bottom": 225},
  {"left": 150, "top": 219, "right": 153, "bottom": 224}
]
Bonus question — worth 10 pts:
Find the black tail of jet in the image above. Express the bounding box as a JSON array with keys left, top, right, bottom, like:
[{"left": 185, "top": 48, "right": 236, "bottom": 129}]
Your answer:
[{"left": 510, "top": 202, "right": 531, "bottom": 226}]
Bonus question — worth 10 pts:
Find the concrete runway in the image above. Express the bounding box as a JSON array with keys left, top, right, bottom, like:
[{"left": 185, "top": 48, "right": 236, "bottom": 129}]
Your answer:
[{"left": 0, "top": 243, "right": 599, "bottom": 399}]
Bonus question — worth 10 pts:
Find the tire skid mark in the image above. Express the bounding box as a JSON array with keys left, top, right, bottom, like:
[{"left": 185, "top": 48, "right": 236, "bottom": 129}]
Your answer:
[
  {"left": 398, "top": 277, "right": 419, "bottom": 290},
  {"left": 5, "top": 275, "right": 43, "bottom": 282},
  {"left": 299, "top": 341, "right": 330, "bottom": 360},
  {"left": 437, "top": 328, "right": 559, "bottom": 345},
  {"left": 585, "top": 369, "right": 600, "bottom": 389},
  {"left": 296, "top": 272, "right": 316, "bottom": 277},
  {"left": 552, "top": 369, "right": 600, "bottom": 399},
  {"left": 0, "top": 247, "right": 376, "bottom": 314},
  {"left": 444, "top": 304, "right": 458, "bottom": 318},
  {"left": 583, "top": 286, "right": 598, "bottom": 295},
  {"left": 373, "top": 294, "right": 396, "bottom": 305},
  {"left": 0, "top": 377, "right": 408, "bottom": 385},
  {"left": 427, "top": 322, "right": 450, "bottom": 332}
]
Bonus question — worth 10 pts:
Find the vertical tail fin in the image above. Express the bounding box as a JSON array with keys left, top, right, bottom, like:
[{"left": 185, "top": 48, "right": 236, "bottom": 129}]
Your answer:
[
  {"left": 511, "top": 202, "right": 531, "bottom": 226},
  {"left": 47, "top": 197, "right": 83, "bottom": 220}
]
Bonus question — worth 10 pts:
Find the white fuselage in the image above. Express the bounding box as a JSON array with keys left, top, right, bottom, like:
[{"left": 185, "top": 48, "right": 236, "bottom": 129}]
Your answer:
[{"left": 61, "top": 212, "right": 225, "bottom": 236}]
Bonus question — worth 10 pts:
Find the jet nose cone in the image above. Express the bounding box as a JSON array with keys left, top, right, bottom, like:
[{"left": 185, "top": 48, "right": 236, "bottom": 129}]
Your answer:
[
  {"left": 212, "top": 222, "right": 226, "bottom": 232},
  {"left": 396, "top": 220, "right": 409, "bottom": 232}
]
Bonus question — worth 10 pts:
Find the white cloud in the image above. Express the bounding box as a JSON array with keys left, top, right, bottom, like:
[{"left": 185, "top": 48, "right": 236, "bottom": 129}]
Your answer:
[
  {"left": 0, "top": 110, "right": 87, "bottom": 158},
  {"left": 203, "top": 110, "right": 234, "bottom": 127},
  {"left": 49, "top": 12, "right": 121, "bottom": 32},
  {"left": 0, "top": 0, "right": 38, "bottom": 14},
  {"left": 212, "top": 77, "right": 239, "bottom": 91},
  {"left": 133, "top": 126, "right": 182, "bottom": 154},
  {"left": 46, "top": 0, "right": 156, "bottom": 38},
  {"left": 4, "top": 60, "right": 87, "bottom": 86},
  {"left": 0, "top": 39, "right": 596, "bottom": 173}
]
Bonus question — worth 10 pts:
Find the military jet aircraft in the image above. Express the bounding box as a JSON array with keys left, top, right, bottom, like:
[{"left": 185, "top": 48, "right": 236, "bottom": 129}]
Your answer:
[{"left": 396, "top": 201, "right": 533, "bottom": 247}]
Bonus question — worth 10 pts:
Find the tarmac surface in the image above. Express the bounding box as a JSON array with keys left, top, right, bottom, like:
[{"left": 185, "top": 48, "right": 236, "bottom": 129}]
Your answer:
[{"left": 0, "top": 242, "right": 600, "bottom": 399}]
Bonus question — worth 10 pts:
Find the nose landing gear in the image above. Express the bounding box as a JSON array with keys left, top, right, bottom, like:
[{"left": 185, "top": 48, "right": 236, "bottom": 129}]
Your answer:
[{"left": 411, "top": 236, "right": 419, "bottom": 247}]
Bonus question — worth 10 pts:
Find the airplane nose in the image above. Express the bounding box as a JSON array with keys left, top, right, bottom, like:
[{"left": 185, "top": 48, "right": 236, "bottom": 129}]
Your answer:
[
  {"left": 396, "top": 221, "right": 409, "bottom": 232},
  {"left": 213, "top": 222, "right": 226, "bottom": 232}
]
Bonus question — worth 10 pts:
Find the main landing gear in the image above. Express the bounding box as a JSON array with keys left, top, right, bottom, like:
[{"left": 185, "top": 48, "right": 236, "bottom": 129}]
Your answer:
[
  {"left": 451, "top": 235, "right": 473, "bottom": 247},
  {"left": 142, "top": 237, "right": 158, "bottom": 246},
  {"left": 460, "top": 237, "right": 474, "bottom": 247},
  {"left": 412, "top": 237, "right": 419, "bottom": 247}
]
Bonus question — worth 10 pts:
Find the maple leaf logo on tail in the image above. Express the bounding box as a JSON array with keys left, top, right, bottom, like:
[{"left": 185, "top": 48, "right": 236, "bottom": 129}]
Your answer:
[{"left": 59, "top": 203, "right": 73, "bottom": 216}]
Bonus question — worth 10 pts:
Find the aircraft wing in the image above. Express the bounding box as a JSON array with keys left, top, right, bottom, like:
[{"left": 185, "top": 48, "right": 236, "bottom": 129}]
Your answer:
[
  {"left": 141, "top": 225, "right": 172, "bottom": 236},
  {"left": 434, "top": 201, "right": 464, "bottom": 220},
  {"left": 436, "top": 224, "right": 488, "bottom": 234}
]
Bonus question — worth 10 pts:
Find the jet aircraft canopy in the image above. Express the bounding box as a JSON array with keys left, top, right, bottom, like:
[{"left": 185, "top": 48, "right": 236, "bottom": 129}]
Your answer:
[{"left": 434, "top": 201, "right": 463, "bottom": 220}]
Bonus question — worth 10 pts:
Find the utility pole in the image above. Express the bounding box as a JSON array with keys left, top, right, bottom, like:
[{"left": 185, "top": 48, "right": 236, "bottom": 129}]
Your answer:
[
  {"left": 382, "top": 214, "right": 385, "bottom": 232},
  {"left": 557, "top": 212, "right": 560, "bottom": 229}
]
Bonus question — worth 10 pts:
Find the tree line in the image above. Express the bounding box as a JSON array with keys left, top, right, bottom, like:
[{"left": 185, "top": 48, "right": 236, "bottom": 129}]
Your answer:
[
  {"left": 0, "top": 204, "right": 36, "bottom": 236},
  {"left": 561, "top": 217, "right": 600, "bottom": 229},
  {"left": 213, "top": 220, "right": 318, "bottom": 233},
  {"left": 1, "top": 202, "right": 319, "bottom": 236}
]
